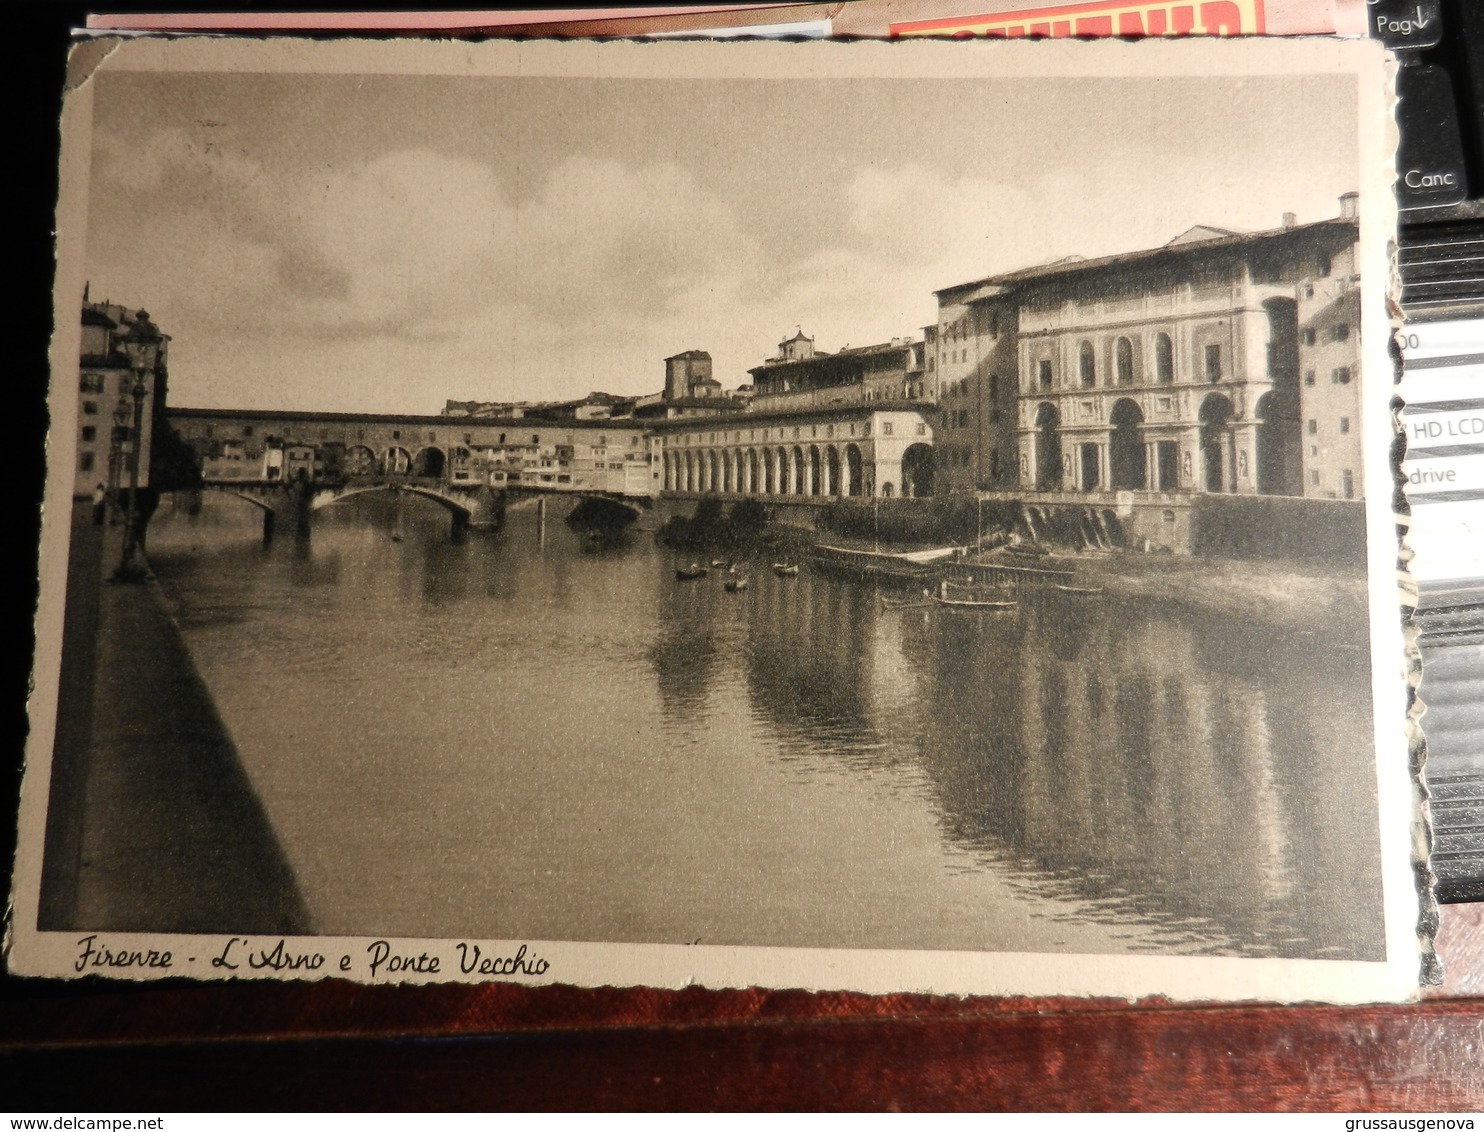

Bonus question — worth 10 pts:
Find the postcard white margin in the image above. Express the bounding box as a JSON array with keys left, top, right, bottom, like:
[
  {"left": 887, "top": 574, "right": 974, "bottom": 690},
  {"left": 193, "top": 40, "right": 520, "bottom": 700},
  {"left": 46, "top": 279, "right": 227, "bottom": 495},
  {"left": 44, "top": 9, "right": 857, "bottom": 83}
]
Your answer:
[{"left": 8, "top": 34, "right": 1417, "bottom": 1003}]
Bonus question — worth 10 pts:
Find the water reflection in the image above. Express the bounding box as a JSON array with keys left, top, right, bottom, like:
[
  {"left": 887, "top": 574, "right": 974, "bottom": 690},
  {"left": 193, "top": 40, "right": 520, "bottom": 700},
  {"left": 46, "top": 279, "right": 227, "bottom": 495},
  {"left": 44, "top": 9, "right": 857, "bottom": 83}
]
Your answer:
[
  {"left": 148, "top": 492, "right": 1384, "bottom": 958},
  {"left": 740, "top": 580, "right": 1381, "bottom": 958}
]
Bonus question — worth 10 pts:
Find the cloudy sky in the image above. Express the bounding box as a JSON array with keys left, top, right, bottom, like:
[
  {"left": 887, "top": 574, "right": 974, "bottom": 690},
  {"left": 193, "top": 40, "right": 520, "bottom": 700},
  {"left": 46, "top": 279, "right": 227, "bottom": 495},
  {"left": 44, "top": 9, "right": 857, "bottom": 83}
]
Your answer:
[{"left": 80, "top": 57, "right": 1359, "bottom": 415}]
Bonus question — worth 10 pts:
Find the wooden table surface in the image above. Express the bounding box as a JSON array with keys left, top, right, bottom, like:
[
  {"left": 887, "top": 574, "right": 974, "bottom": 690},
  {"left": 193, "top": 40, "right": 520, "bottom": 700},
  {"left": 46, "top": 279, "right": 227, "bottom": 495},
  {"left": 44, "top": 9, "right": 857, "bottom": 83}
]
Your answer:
[{"left": 3, "top": 903, "right": 1481, "bottom": 1111}]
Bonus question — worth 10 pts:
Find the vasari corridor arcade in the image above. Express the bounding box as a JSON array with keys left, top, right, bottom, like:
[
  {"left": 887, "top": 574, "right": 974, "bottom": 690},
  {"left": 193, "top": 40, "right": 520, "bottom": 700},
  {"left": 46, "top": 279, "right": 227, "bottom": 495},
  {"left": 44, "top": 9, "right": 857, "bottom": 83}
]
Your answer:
[{"left": 150, "top": 197, "right": 1365, "bottom": 553}]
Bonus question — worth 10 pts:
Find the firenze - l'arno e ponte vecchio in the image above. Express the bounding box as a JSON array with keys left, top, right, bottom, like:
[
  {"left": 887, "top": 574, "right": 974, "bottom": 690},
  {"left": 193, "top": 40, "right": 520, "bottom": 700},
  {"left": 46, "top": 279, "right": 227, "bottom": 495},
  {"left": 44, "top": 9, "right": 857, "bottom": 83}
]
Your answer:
[{"left": 22, "top": 41, "right": 1414, "bottom": 1001}]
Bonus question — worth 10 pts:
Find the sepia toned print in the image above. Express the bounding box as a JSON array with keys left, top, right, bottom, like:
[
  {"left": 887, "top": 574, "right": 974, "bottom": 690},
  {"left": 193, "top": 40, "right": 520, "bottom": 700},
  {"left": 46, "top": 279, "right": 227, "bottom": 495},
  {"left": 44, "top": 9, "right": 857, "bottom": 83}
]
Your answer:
[{"left": 10, "top": 36, "right": 1417, "bottom": 1000}]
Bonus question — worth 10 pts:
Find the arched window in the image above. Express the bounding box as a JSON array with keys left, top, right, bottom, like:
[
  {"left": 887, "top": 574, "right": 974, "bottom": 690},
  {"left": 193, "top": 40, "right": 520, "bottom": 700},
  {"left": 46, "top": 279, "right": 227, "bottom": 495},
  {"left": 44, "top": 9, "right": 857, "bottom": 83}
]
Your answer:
[
  {"left": 1079, "top": 340, "right": 1096, "bottom": 388},
  {"left": 1115, "top": 337, "right": 1134, "bottom": 386},
  {"left": 1155, "top": 333, "right": 1174, "bottom": 384}
]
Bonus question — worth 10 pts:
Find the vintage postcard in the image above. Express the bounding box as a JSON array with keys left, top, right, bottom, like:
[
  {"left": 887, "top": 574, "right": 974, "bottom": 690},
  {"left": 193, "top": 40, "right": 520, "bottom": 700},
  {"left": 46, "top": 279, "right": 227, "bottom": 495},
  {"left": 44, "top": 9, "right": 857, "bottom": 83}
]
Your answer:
[{"left": 9, "top": 34, "right": 1418, "bottom": 1000}]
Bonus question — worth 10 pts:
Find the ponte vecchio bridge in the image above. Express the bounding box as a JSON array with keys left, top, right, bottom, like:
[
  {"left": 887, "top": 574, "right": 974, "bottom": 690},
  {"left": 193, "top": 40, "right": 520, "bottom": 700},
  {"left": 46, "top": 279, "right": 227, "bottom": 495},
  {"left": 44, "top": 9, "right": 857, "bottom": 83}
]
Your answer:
[{"left": 169, "top": 407, "right": 660, "bottom": 538}]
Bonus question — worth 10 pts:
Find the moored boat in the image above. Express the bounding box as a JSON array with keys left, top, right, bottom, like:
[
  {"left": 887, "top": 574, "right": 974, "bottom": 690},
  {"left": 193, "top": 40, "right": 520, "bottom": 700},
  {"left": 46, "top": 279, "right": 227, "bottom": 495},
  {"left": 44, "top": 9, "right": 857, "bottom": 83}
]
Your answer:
[
  {"left": 724, "top": 575, "right": 750, "bottom": 592},
  {"left": 933, "top": 593, "right": 1016, "bottom": 610},
  {"left": 810, "top": 543, "right": 962, "bottom": 585},
  {"left": 932, "top": 580, "right": 1016, "bottom": 610},
  {"left": 772, "top": 562, "right": 800, "bottom": 577},
  {"left": 675, "top": 562, "right": 708, "bottom": 580},
  {"left": 943, "top": 557, "right": 1078, "bottom": 593},
  {"left": 880, "top": 592, "right": 933, "bottom": 611}
]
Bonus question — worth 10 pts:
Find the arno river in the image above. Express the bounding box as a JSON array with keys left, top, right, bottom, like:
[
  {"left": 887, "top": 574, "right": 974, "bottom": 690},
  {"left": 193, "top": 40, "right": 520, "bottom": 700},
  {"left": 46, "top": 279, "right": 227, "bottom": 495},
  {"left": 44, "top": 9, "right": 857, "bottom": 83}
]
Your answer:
[{"left": 147, "top": 492, "right": 1385, "bottom": 959}]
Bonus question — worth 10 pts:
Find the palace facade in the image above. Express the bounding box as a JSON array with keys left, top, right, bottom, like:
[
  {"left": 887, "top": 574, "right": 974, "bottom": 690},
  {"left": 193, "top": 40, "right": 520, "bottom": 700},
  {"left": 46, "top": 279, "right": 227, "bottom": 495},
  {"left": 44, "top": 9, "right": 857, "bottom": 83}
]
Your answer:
[{"left": 939, "top": 194, "right": 1364, "bottom": 503}]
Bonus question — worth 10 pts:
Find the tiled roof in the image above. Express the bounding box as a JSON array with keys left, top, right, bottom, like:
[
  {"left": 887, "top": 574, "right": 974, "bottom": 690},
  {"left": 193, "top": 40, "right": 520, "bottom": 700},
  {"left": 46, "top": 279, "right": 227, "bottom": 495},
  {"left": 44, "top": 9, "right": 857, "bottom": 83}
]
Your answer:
[{"left": 935, "top": 215, "right": 1357, "bottom": 296}]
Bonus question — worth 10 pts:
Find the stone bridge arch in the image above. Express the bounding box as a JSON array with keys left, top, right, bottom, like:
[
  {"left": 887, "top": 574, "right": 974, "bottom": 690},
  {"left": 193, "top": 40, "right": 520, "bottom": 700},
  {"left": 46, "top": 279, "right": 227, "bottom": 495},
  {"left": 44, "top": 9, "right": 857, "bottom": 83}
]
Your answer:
[{"left": 308, "top": 482, "right": 495, "bottom": 540}]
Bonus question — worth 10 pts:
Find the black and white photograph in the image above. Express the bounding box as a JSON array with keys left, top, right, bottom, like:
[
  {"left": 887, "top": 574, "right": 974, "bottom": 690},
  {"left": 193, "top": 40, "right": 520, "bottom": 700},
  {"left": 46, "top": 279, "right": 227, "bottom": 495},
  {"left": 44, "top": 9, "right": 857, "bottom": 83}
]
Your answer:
[{"left": 11, "top": 35, "right": 1416, "bottom": 1000}]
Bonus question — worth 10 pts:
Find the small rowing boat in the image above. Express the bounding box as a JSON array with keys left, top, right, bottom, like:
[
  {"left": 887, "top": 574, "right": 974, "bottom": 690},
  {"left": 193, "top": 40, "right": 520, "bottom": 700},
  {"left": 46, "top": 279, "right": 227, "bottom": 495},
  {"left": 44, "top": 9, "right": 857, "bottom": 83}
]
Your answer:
[
  {"left": 724, "top": 575, "right": 750, "bottom": 592},
  {"left": 880, "top": 593, "right": 933, "bottom": 611},
  {"left": 675, "top": 563, "right": 708, "bottom": 580},
  {"left": 772, "top": 562, "right": 800, "bottom": 577},
  {"left": 1054, "top": 583, "right": 1103, "bottom": 595},
  {"left": 932, "top": 580, "right": 1015, "bottom": 610},
  {"left": 933, "top": 594, "right": 1016, "bottom": 610}
]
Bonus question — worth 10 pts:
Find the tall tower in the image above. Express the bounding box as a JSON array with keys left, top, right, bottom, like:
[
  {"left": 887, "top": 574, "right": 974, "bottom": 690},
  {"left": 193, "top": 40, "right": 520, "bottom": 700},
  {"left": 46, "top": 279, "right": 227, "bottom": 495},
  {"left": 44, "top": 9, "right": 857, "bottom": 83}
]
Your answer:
[{"left": 664, "top": 350, "right": 713, "bottom": 400}]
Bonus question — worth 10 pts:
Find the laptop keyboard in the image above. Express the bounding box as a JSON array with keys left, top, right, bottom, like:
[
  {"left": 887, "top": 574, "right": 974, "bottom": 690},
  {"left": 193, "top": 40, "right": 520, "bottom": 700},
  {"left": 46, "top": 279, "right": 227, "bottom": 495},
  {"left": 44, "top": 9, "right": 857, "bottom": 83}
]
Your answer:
[{"left": 1388, "top": 0, "right": 1484, "bottom": 903}]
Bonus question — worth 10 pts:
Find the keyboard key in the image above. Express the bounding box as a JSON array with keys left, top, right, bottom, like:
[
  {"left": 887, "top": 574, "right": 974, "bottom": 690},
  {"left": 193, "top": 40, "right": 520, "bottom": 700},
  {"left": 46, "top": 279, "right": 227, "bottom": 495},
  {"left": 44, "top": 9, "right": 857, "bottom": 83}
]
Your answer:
[
  {"left": 1368, "top": 0, "right": 1445, "bottom": 53},
  {"left": 1398, "top": 225, "right": 1484, "bottom": 313},
  {"left": 1396, "top": 65, "right": 1470, "bottom": 210}
]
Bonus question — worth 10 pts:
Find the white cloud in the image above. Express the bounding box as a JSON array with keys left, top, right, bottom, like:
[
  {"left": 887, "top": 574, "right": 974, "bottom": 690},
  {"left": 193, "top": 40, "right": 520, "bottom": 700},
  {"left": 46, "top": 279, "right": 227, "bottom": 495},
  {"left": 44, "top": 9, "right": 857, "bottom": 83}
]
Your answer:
[
  {"left": 89, "top": 103, "right": 1358, "bottom": 415},
  {"left": 102, "top": 138, "right": 781, "bottom": 408}
]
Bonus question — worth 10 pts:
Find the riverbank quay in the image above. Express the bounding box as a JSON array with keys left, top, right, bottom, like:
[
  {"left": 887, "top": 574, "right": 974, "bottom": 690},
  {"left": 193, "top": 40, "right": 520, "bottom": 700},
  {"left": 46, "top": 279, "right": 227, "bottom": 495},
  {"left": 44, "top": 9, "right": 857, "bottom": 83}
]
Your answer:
[
  {"left": 999, "top": 546, "right": 1373, "bottom": 626},
  {"left": 784, "top": 524, "right": 1366, "bottom": 625},
  {"left": 36, "top": 500, "right": 310, "bottom": 935},
  {"left": 651, "top": 495, "right": 1372, "bottom": 623}
]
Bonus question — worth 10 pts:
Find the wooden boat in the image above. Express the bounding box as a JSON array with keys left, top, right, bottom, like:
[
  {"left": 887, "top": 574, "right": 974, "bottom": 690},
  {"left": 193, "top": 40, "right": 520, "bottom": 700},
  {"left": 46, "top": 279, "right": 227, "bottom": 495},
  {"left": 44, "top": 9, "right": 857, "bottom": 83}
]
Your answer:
[
  {"left": 810, "top": 543, "right": 962, "bottom": 585},
  {"left": 880, "top": 592, "right": 934, "bottom": 611},
  {"left": 675, "top": 563, "right": 708, "bottom": 580},
  {"left": 711, "top": 559, "right": 729, "bottom": 568},
  {"left": 724, "top": 575, "right": 750, "bottom": 592},
  {"left": 772, "top": 562, "right": 800, "bottom": 577},
  {"left": 943, "top": 559, "right": 1078, "bottom": 592},
  {"left": 1054, "top": 583, "right": 1104, "bottom": 595},
  {"left": 932, "top": 580, "right": 1016, "bottom": 610},
  {"left": 933, "top": 593, "right": 1016, "bottom": 611}
]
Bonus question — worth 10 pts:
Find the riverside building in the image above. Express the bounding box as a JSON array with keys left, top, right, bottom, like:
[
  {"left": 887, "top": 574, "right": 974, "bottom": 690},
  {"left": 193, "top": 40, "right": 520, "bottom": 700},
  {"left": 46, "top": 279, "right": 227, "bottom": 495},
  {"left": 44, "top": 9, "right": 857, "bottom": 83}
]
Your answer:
[
  {"left": 75, "top": 303, "right": 166, "bottom": 500},
  {"left": 655, "top": 330, "right": 937, "bottom": 500},
  {"left": 938, "top": 195, "right": 1365, "bottom": 504},
  {"left": 928, "top": 284, "right": 1020, "bottom": 495}
]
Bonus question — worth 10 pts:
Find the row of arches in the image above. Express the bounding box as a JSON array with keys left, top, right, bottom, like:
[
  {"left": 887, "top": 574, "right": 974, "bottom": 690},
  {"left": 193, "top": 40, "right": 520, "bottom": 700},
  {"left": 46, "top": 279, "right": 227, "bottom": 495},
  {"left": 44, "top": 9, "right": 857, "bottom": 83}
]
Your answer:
[
  {"left": 1071, "top": 333, "right": 1176, "bottom": 389},
  {"left": 667, "top": 444, "right": 862, "bottom": 497},
  {"left": 1032, "top": 392, "right": 1300, "bottom": 495},
  {"left": 342, "top": 444, "right": 454, "bottom": 479},
  {"left": 664, "top": 443, "right": 935, "bottom": 499}
]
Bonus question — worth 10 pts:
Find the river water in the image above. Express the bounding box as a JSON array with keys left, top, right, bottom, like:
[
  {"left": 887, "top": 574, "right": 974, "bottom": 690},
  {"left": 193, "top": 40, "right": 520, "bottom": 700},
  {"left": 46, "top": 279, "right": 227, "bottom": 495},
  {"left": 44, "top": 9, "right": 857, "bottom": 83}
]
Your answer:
[{"left": 147, "top": 492, "right": 1385, "bottom": 959}]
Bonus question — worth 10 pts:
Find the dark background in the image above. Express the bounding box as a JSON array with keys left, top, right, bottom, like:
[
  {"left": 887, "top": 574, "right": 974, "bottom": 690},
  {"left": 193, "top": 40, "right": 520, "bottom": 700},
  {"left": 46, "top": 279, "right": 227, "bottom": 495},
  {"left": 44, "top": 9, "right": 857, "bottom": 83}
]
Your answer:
[{"left": 7, "top": 2, "right": 1484, "bottom": 1111}]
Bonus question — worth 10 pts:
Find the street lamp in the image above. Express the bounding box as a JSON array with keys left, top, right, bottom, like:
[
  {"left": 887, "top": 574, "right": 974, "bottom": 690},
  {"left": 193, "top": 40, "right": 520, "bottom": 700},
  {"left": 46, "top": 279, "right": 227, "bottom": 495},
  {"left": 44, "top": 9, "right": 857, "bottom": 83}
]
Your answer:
[
  {"left": 113, "top": 311, "right": 161, "bottom": 583},
  {"left": 109, "top": 398, "right": 130, "bottom": 524}
]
